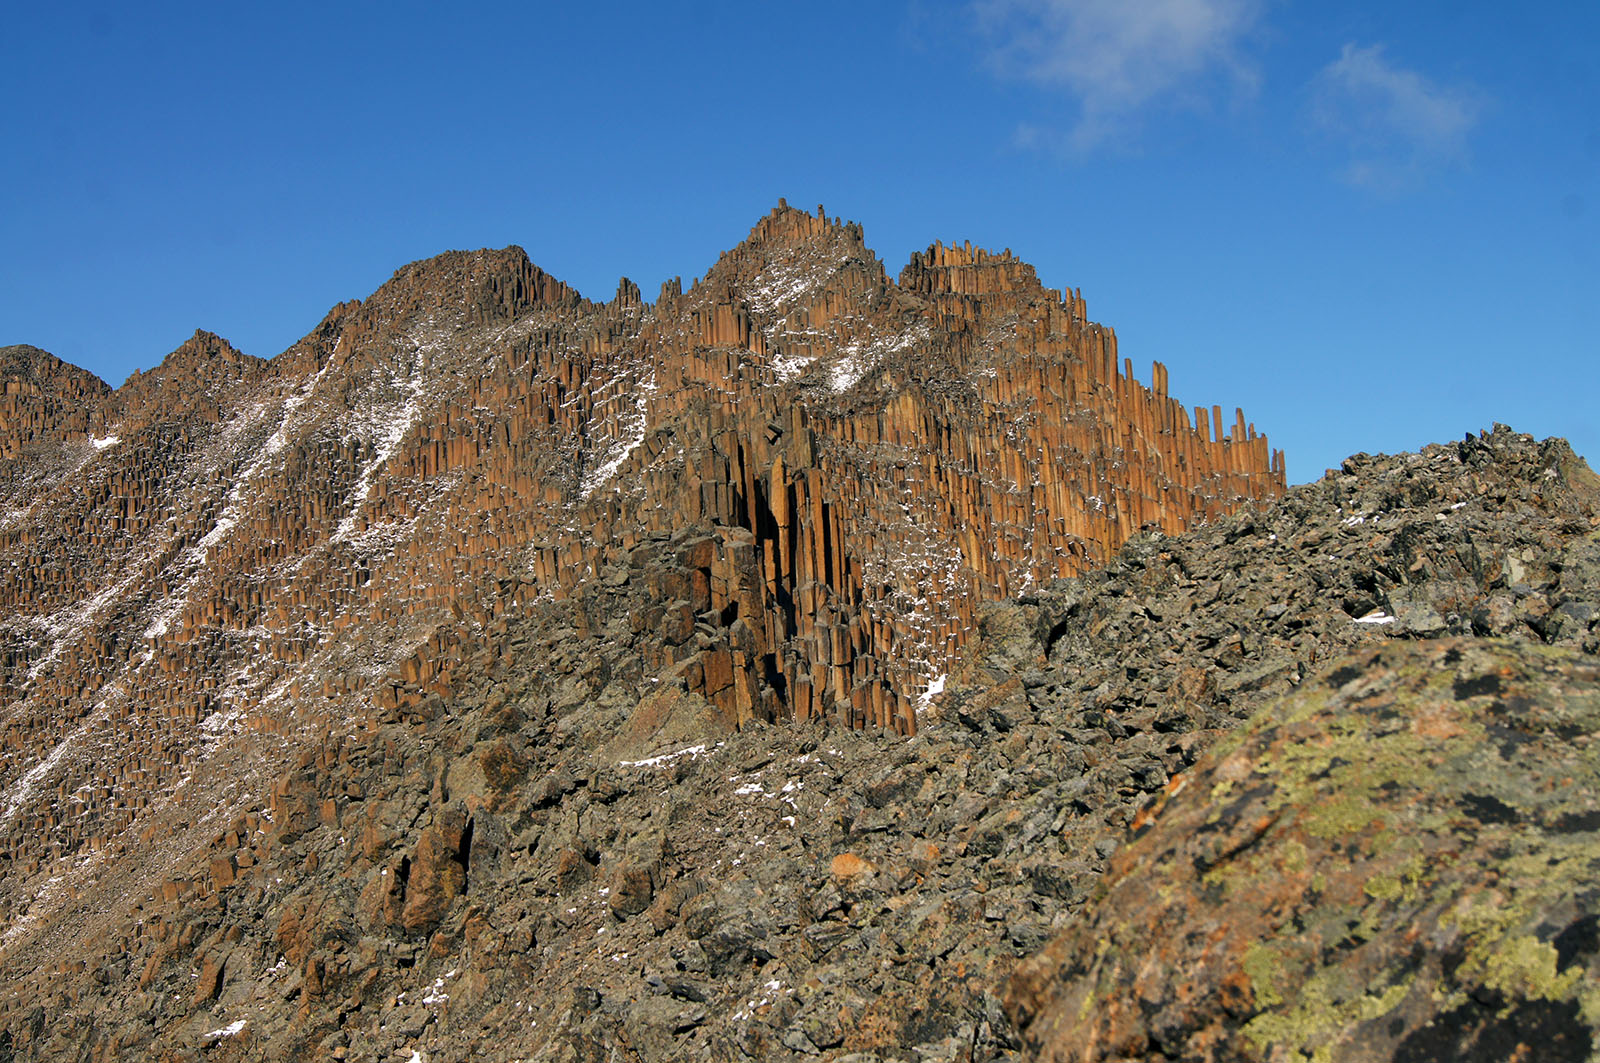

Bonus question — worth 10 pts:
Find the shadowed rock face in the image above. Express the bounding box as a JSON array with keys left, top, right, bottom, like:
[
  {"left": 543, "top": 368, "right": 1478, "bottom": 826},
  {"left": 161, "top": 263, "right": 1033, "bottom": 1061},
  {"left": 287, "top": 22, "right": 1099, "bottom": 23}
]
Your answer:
[{"left": 1006, "top": 637, "right": 1600, "bottom": 1063}]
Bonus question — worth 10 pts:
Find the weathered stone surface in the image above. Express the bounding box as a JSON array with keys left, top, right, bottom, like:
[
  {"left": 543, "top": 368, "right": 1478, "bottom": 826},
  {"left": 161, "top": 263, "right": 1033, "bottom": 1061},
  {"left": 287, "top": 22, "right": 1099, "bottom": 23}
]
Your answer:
[
  {"left": 0, "top": 343, "right": 112, "bottom": 460},
  {"left": 400, "top": 807, "right": 471, "bottom": 931},
  {"left": 0, "top": 204, "right": 1594, "bottom": 1062},
  {"left": 1007, "top": 638, "right": 1600, "bottom": 1063},
  {"left": 0, "top": 208, "right": 1284, "bottom": 987},
  {"left": 0, "top": 424, "right": 1576, "bottom": 1062}
]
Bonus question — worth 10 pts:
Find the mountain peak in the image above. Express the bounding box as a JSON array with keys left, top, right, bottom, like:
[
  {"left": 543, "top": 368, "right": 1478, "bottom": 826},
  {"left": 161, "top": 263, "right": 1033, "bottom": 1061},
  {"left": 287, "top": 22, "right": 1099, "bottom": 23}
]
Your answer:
[
  {"left": 169, "top": 327, "right": 255, "bottom": 365},
  {"left": 0, "top": 212, "right": 1297, "bottom": 1061},
  {"left": 128, "top": 328, "right": 262, "bottom": 383},
  {"left": 109, "top": 329, "right": 268, "bottom": 426},
  {"left": 363, "top": 245, "right": 584, "bottom": 328},
  {"left": 689, "top": 201, "right": 886, "bottom": 330},
  {"left": 746, "top": 199, "right": 867, "bottom": 250},
  {"left": 0, "top": 342, "right": 110, "bottom": 393},
  {"left": 0, "top": 344, "right": 111, "bottom": 458}
]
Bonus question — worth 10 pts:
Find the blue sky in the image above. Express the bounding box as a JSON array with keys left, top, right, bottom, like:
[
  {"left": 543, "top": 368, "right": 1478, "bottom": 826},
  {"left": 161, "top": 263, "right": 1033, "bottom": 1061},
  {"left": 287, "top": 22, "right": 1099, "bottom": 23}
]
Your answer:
[{"left": 3, "top": 1, "right": 1594, "bottom": 482}]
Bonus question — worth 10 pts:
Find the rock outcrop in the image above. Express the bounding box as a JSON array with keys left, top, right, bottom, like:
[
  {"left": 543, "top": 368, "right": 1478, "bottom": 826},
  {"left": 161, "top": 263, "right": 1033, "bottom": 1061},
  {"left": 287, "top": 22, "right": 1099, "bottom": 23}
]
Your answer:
[
  {"left": 0, "top": 344, "right": 113, "bottom": 459},
  {"left": 0, "top": 204, "right": 1281, "bottom": 922},
  {"left": 0, "top": 414, "right": 1592, "bottom": 1061},
  {"left": 1006, "top": 638, "right": 1600, "bottom": 1063},
  {"left": 4, "top": 202, "right": 1595, "bottom": 1063}
]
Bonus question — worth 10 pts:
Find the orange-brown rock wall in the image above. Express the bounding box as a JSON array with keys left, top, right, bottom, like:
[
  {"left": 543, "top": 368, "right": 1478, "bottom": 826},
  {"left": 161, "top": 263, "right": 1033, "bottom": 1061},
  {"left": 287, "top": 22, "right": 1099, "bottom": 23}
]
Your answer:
[{"left": 0, "top": 205, "right": 1281, "bottom": 910}]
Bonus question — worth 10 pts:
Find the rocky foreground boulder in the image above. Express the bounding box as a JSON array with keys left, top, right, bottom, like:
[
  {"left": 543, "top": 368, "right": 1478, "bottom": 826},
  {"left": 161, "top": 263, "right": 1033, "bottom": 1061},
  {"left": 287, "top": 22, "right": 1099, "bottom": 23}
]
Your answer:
[
  {"left": 1007, "top": 637, "right": 1600, "bottom": 1063},
  {"left": 0, "top": 424, "right": 1592, "bottom": 1062}
]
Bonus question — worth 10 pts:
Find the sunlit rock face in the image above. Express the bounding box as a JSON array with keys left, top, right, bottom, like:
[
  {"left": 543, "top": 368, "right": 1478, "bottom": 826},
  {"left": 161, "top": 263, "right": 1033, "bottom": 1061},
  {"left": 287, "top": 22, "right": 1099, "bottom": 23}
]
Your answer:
[
  {"left": 0, "top": 204, "right": 1293, "bottom": 1061},
  {"left": 0, "top": 203, "right": 1283, "bottom": 881}
]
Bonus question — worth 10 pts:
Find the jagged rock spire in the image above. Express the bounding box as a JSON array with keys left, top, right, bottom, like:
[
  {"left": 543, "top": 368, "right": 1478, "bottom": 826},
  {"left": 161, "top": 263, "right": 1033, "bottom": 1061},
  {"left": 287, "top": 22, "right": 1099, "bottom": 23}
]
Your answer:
[{"left": 0, "top": 211, "right": 1283, "bottom": 987}]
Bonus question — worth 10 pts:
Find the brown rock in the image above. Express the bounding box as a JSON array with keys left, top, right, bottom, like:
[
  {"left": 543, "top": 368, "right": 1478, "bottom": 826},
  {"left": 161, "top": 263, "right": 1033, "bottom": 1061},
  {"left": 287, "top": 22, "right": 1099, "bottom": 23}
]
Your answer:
[
  {"left": 830, "top": 853, "right": 875, "bottom": 881},
  {"left": 209, "top": 855, "right": 236, "bottom": 890},
  {"left": 193, "top": 952, "right": 226, "bottom": 1005},
  {"left": 1007, "top": 639, "right": 1600, "bottom": 1063},
  {"left": 401, "top": 810, "right": 471, "bottom": 931}
]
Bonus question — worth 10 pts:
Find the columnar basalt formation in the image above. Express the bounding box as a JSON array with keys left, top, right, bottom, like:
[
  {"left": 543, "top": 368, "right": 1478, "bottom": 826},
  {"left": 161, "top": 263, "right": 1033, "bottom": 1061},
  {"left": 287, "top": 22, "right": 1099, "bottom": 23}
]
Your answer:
[
  {"left": 545, "top": 205, "right": 1284, "bottom": 735},
  {"left": 0, "top": 345, "right": 114, "bottom": 456},
  {"left": 0, "top": 206, "right": 1281, "bottom": 1000},
  {"left": 0, "top": 424, "right": 1591, "bottom": 1063}
]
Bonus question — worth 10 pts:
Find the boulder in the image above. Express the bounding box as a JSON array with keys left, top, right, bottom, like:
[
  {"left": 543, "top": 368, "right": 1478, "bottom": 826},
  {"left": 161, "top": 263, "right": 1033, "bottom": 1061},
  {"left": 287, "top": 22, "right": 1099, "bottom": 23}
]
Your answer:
[{"left": 1007, "top": 639, "right": 1600, "bottom": 1063}]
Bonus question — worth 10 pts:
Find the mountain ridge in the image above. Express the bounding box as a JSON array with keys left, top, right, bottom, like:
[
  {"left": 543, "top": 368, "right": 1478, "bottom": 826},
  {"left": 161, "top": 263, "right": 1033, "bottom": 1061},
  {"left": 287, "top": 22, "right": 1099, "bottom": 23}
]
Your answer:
[
  {"left": 0, "top": 203, "right": 1307, "bottom": 1061},
  {"left": 1, "top": 421, "right": 1594, "bottom": 1062}
]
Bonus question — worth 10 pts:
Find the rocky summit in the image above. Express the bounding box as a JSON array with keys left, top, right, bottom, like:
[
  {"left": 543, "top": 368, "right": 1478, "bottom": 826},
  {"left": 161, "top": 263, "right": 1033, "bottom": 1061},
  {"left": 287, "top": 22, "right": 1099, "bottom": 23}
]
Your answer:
[{"left": 0, "top": 206, "right": 1594, "bottom": 1063}]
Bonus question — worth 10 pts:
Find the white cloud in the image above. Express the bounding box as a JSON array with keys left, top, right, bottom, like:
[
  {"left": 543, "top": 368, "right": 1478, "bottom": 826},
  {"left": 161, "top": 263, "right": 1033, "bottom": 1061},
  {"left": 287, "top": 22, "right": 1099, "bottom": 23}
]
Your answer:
[
  {"left": 1312, "top": 43, "right": 1481, "bottom": 189},
  {"left": 974, "top": 0, "right": 1263, "bottom": 149}
]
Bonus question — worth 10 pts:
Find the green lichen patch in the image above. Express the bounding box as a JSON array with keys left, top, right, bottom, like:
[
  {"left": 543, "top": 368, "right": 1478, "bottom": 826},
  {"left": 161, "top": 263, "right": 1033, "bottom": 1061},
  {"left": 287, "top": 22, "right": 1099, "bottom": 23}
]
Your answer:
[{"left": 1007, "top": 638, "right": 1600, "bottom": 1062}]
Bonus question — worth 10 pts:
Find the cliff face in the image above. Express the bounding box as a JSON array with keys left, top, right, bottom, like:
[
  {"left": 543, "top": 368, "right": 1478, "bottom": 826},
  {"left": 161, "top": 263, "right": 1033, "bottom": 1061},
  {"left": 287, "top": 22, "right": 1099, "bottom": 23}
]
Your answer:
[
  {"left": 0, "top": 205, "right": 1292, "bottom": 1060},
  {"left": 0, "top": 345, "right": 113, "bottom": 449},
  {"left": 0, "top": 416, "right": 1592, "bottom": 1062},
  {"left": 0, "top": 203, "right": 1280, "bottom": 876}
]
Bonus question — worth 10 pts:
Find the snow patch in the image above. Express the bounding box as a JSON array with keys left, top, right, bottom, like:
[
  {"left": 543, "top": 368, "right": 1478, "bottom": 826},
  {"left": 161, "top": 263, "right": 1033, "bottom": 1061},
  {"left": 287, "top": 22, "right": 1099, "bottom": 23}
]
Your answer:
[
  {"left": 203, "top": 1020, "right": 248, "bottom": 1042},
  {"left": 0, "top": 694, "right": 116, "bottom": 832},
  {"left": 620, "top": 744, "right": 709, "bottom": 769},
  {"left": 200, "top": 704, "right": 246, "bottom": 736},
  {"left": 827, "top": 323, "right": 927, "bottom": 394},
  {"left": 29, "top": 567, "right": 149, "bottom": 677},
  {"left": 1353, "top": 610, "right": 1396, "bottom": 625},
  {"left": 89, "top": 434, "right": 119, "bottom": 450},
  {"left": 771, "top": 350, "right": 818, "bottom": 382},
  {"left": 580, "top": 367, "right": 653, "bottom": 499},
  {"left": 332, "top": 352, "right": 426, "bottom": 543},
  {"left": 196, "top": 354, "right": 337, "bottom": 553},
  {"left": 745, "top": 253, "right": 845, "bottom": 315}
]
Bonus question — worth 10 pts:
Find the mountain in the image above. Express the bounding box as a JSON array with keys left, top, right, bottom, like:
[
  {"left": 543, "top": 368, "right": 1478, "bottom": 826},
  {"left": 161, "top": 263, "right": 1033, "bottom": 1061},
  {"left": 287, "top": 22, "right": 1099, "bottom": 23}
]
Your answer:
[
  {"left": 0, "top": 206, "right": 1594, "bottom": 1062},
  {"left": 0, "top": 203, "right": 1283, "bottom": 906}
]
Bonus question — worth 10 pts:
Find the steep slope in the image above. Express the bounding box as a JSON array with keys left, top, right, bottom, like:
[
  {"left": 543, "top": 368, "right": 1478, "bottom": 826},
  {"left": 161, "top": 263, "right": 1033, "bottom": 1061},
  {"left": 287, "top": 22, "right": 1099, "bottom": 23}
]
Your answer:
[
  {"left": 0, "top": 203, "right": 1283, "bottom": 960},
  {"left": 0, "top": 345, "right": 115, "bottom": 532},
  {"left": 0, "top": 424, "right": 1592, "bottom": 1062}
]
